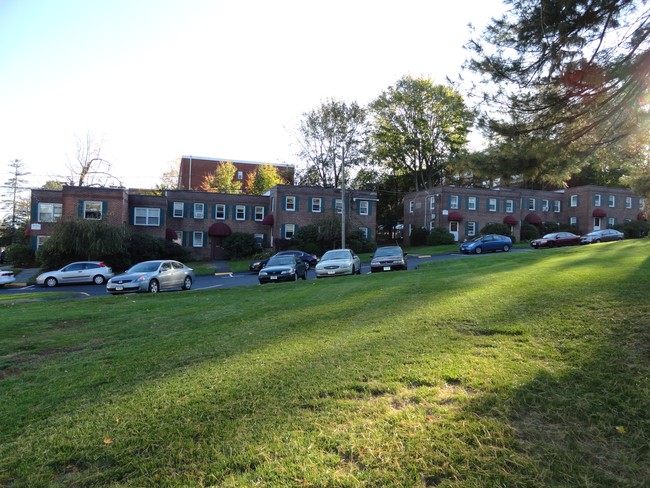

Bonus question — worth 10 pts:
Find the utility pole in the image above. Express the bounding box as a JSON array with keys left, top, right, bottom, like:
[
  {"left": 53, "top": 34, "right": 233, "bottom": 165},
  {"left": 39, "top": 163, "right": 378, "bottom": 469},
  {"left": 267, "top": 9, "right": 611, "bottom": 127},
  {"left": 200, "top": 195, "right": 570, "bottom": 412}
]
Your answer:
[{"left": 341, "top": 149, "right": 346, "bottom": 249}]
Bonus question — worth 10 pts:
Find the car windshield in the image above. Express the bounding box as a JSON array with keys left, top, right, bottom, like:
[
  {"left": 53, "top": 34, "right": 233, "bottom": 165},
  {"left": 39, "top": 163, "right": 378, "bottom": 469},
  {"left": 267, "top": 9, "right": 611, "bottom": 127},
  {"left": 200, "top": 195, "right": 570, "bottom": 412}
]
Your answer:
[
  {"left": 542, "top": 233, "right": 558, "bottom": 239},
  {"left": 128, "top": 262, "right": 161, "bottom": 273},
  {"left": 468, "top": 236, "right": 485, "bottom": 242},
  {"left": 322, "top": 250, "right": 350, "bottom": 260},
  {"left": 267, "top": 256, "right": 295, "bottom": 266},
  {"left": 375, "top": 247, "right": 401, "bottom": 257}
]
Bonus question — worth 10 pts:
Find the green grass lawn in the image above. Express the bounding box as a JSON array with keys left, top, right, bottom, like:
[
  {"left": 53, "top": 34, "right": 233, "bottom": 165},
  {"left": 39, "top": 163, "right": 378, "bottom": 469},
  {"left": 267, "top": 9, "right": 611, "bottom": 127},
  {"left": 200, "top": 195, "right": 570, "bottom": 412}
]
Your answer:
[{"left": 1, "top": 241, "right": 648, "bottom": 487}]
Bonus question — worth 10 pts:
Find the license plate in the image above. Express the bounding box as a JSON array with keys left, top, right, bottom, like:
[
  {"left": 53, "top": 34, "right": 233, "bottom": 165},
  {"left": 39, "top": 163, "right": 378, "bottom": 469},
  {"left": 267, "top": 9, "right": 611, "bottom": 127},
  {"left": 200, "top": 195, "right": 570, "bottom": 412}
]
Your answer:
[
  {"left": 383, "top": 266, "right": 391, "bottom": 271},
  {"left": 116, "top": 286, "right": 123, "bottom": 291},
  {"left": 328, "top": 271, "right": 335, "bottom": 274},
  {"left": 271, "top": 276, "right": 277, "bottom": 280}
]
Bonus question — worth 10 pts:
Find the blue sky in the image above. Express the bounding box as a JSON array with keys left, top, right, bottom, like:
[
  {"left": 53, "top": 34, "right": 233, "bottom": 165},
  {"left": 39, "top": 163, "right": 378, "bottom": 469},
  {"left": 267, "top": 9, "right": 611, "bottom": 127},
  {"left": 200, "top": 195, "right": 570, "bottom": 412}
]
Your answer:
[{"left": 0, "top": 0, "right": 504, "bottom": 196}]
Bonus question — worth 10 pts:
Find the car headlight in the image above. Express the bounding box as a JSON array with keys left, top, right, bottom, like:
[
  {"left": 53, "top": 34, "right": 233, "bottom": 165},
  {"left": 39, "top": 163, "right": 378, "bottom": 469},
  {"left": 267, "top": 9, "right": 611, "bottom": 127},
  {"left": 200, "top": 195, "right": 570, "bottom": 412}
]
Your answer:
[
  {"left": 280, "top": 269, "right": 294, "bottom": 275},
  {"left": 136, "top": 275, "right": 147, "bottom": 282},
  {"left": 259, "top": 271, "right": 267, "bottom": 276}
]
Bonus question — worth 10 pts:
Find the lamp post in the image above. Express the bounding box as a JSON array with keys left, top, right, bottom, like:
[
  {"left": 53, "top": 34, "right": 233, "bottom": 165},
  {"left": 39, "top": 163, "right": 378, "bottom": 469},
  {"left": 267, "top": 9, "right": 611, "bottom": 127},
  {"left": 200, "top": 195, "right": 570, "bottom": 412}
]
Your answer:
[{"left": 341, "top": 150, "right": 346, "bottom": 249}]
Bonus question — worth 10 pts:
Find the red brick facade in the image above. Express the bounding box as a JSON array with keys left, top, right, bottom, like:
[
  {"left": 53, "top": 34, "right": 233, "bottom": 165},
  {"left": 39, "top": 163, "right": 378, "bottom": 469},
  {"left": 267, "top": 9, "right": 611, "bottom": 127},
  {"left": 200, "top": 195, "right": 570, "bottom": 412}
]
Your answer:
[
  {"left": 403, "top": 185, "right": 645, "bottom": 244},
  {"left": 177, "top": 156, "right": 295, "bottom": 191}
]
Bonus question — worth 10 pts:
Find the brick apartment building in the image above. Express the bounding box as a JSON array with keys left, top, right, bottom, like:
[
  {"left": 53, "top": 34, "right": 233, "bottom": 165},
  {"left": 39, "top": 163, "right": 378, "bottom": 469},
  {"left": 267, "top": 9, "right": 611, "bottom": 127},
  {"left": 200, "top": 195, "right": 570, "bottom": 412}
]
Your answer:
[
  {"left": 29, "top": 185, "right": 377, "bottom": 260},
  {"left": 402, "top": 184, "right": 646, "bottom": 245},
  {"left": 177, "top": 156, "right": 295, "bottom": 190}
]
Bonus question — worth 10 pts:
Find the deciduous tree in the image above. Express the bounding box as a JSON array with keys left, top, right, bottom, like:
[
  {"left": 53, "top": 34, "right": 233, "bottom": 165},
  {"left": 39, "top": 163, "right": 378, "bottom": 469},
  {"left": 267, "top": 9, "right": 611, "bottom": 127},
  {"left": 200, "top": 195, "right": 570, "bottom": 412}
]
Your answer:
[
  {"left": 67, "top": 132, "right": 122, "bottom": 187},
  {"left": 200, "top": 161, "right": 242, "bottom": 193},
  {"left": 245, "top": 164, "right": 285, "bottom": 194}
]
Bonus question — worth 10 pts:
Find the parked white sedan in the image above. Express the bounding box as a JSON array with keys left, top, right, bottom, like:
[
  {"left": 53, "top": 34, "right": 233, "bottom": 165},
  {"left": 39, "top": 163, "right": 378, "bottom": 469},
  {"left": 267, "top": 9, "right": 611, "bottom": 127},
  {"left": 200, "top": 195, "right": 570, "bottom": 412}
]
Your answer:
[
  {"left": 36, "top": 261, "right": 114, "bottom": 287},
  {"left": 315, "top": 249, "right": 361, "bottom": 278},
  {"left": 0, "top": 269, "right": 15, "bottom": 287}
]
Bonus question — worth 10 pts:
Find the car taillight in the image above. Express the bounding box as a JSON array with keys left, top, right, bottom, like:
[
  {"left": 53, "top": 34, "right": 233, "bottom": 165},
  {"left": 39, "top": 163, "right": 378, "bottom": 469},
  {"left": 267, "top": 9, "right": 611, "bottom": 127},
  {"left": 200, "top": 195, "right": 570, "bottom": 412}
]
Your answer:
[{"left": 98, "top": 263, "right": 106, "bottom": 267}]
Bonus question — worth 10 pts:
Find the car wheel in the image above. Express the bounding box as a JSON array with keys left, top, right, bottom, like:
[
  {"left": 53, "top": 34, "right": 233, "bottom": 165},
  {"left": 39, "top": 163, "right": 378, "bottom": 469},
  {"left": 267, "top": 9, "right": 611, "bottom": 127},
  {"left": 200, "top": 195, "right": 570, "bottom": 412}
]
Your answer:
[
  {"left": 474, "top": 247, "right": 482, "bottom": 254},
  {"left": 149, "top": 279, "right": 159, "bottom": 293},
  {"left": 182, "top": 276, "right": 192, "bottom": 290},
  {"left": 595, "top": 239, "right": 601, "bottom": 243},
  {"left": 548, "top": 242, "right": 555, "bottom": 248},
  {"left": 503, "top": 244, "right": 510, "bottom": 252},
  {"left": 302, "top": 271, "right": 307, "bottom": 280},
  {"left": 93, "top": 275, "right": 106, "bottom": 285},
  {"left": 351, "top": 265, "right": 356, "bottom": 275},
  {"left": 45, "top": 277, "right": 58, "bottom": 287}
]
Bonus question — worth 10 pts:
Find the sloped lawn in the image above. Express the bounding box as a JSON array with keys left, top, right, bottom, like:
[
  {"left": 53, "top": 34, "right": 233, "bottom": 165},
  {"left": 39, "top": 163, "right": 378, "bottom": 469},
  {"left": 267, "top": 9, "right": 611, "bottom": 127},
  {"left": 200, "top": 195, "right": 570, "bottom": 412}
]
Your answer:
[{"left": 1, "top": 241, "right": 648, "bottom": 486}]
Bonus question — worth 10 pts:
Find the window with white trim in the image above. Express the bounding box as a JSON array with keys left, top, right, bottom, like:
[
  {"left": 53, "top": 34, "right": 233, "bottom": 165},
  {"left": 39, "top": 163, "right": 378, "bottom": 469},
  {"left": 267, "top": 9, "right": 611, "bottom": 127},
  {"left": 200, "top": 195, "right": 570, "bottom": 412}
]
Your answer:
[
  {"left": 38, "top": 203, "right": 62, "bottom": 222},
  {"left": 569, "top": 216, "right": 577, "bottom": 225},
  {"left": 625, "top": 197, "right": 632, "bottom": 209},
  {"left": 409, "top": 201, "right": 415, "bottom": 213},
  {"left": 570, "top": 195, "right": 578, "bottom": 207},
  {"left": 359, "top": 200, "right": 369, "bottom": 216},
  {"left": 429, "top": 197, "right": 436, "bottom": 210},
  {"left": 450, "top": 195, "right": 459, "bottom": 209},
  {"left": 542, "top": 199, "right": 549, "bottom": 211},
  {"left": 594, "top": 194, "right": 602, "bottom": 206},
  {"left": 215, "top": 204, "right": 226, "bottom": 220},
  {"left": 235, "top": 205, "right": 246, "bottom": 221},
  {"left": 467, "top": 221, "right": 477, "bottom": 236},
  {"left": 284, "top": 224, "right": 295, "bottom": 239},
  {"left": 467, "top": 197, "right": 477, "bottom": 210},
  {"left": 554, "top": 200, "right": 561, "bottom": 212},
  {"left": 173, "top": 231, "right": 182, "bottom": 245},
  {"left": 194, "top": 203, "right": 204, "bottom": 219},
  {"left": 173, "top": 202, "right": 184, "bottom": 218},
  {"left": 608, "top": 195, "right": 616, "bottom": 207},
  {"left": 254, "top": 206, "right": 264, "bottom": 221},
  {"left": 358, "top": 227, "right": 370, "bottom": 238},
  {"left": 488, "top": 198, "right": 497, "bottom": 212},
  {"left": 528, "top": 198, "right": 536, "bottom": 211},
  {"left": 608, "top": 217, "right": 615, "bottom": 227},
  {"left": 84, "top": 201, "right": 102, "bottom": 220},
  {"left": 505, "top": 199, "right": 514, "bottom": 213},
  {"left": 311, "top": 197, "right": 322, "bottom": 213},
  {"left": 134, "top": 207, "right": 161, "bottom": 226},
  {"left": 36, "top": 235, "right": 50, "bottom": 248},
  {"left": 335, "top": 199, "right": 342, "bottom": 214},
  {"left": 285, "top": 196, "right": 296, "bottom": 211},
  {"left": 193, "top": 231, "right": 204, "bottom": 247},
  {"left": 237, "top": 171, "right": 243, "bottom": 180}
]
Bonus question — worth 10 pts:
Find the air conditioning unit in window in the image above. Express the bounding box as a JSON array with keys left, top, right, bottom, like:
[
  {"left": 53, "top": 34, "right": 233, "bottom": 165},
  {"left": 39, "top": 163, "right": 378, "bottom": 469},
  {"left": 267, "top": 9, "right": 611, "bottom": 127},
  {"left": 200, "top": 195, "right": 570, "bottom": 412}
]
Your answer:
[{"left": 542, "top": 206, "right": 549, "bottom": 212}]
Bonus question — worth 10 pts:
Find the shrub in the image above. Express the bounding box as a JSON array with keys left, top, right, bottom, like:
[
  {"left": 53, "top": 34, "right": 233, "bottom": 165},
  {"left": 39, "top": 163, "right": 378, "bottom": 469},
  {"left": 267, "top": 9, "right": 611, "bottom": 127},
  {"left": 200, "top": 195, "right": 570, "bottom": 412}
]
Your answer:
[
  {"left": 409, "top": 227, "right": 429, "bottom": 246},
  {"left": 520, "top": 223, "right": 539, "bottom": 242},
  {"left": 223, "top": 232, "right": 257, "bottom": 259},
  {"left": 6, "top": 243, "right": 35, "bottom": 267},
  {"left": 126, "top": 232, "right": 164, "bottom": 263},
  {"left": 614, "top": 220, "right": 650, "bottom": 239},
  {"left": 427, "top": 227, "right": 455, "bottom": 245}
]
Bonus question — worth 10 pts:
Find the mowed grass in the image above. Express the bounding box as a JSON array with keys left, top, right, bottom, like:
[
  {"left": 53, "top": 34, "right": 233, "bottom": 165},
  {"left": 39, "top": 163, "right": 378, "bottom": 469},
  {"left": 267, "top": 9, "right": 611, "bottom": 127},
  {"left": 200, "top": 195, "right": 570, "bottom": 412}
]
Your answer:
[{"left": 1, "top": 242, "right": 648, "bottom": 487}]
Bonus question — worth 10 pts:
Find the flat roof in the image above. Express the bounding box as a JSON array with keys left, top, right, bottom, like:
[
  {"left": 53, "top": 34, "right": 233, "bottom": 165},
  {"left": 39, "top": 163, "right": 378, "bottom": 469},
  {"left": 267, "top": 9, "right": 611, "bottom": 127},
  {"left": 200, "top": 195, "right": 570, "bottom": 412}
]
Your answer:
[{"left": 181, "top": 155, "right": 294, "bottom": 168}]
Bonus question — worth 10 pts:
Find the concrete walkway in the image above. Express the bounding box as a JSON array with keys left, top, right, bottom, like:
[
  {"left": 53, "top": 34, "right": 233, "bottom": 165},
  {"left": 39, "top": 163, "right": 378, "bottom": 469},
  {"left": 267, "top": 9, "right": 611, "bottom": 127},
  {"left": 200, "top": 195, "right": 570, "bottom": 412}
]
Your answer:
[{"left": 5, "top": 268, "right": 40, "bottom": 286}]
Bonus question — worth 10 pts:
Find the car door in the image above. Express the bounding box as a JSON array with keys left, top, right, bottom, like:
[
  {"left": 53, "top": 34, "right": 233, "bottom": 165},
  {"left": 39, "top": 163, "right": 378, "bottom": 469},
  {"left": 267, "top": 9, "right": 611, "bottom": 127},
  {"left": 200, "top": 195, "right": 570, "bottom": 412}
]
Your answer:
[
  {"left": 157, "top": 261, "right": 175, "bottom": 289},
  {"left": 59, "top": 263, "right": 87, "bottom": 283},
  {"left": 294, "top": 256, "right": 306, "bottom": 278}
]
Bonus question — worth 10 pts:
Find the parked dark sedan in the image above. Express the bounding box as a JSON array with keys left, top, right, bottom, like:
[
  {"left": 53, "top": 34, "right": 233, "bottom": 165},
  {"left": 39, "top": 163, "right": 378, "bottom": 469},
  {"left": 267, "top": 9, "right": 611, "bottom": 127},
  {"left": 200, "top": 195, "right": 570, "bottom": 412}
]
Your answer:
[
  {"left": 370, "top": 246, "right": 408, "bottom": 272},
  {"left": 460, "top": 234, "right": 512, "bottom": 254},
  {"left": 531, "top": 232, "right": 581, "bottom": 249},
  {"left": 258, "top": 254, "right": 307, "bottom": 284},
  {"left": 580, "top": 229, "right": 624, "bottom": 244},
  {"left": 248, "top": 257, "right": 269, "bottom": 272},
  {"left": 275, "top": 250, "right": 319, "bottom": 269}
]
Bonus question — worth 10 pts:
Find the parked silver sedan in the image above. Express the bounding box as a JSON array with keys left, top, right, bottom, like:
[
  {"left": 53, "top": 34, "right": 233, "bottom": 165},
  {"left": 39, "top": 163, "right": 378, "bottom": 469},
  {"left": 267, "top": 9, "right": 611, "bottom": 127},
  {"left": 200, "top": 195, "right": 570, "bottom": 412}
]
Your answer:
[
  {"left": 580, "top": 229, "right": 624, "bottom": 244},
  {"left": 36, "top": 261, "right": 114, "bottom": 287},
  {"left": 106, "top": 260, "right": 194, "bottom": 294},
  {"left": 315, "top": 249, "right": 361, "bottom": 278},
  {"left": 0, "top": 269, "right": 15, "bottom": 287},
  {"left": 370, "top": 246, "right": 408, "bottom": 272}
]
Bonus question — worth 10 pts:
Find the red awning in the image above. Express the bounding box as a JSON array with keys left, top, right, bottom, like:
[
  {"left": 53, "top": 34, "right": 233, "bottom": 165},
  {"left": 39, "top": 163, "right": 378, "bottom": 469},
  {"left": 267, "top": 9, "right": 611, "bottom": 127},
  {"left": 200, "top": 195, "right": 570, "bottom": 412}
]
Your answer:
[
  {"left": 165, "top": 228, "right": 178, "bottom": 240},
  {"left": 592, "top": 208, "right": 607, "bottom": 218},
  {"left": 262, "top": 214, "right": 274, "bottom": 225},
  {"left": 524, "top": 212, "right": 542, "bottom": 224},
  {"left": 503, "top": 215, "right": 519, "bottom": 225},
  {"left": 447, "top": 211, "right": 463, "bottom": 222},
  {"left": 638, "top": 212, "right": 647, "bottom": 221},
  {"left": 208, "top": 222, "right": 232, "bottom": 237}
]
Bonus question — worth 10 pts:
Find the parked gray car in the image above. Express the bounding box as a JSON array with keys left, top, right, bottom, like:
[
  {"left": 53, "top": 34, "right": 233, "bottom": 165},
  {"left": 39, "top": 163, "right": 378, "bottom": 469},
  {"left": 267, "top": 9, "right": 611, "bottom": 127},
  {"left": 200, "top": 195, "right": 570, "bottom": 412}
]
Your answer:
[
  {"left": 315, "top": 249, "right": 361, "bottom": 278},
  {"left": 580, "top": 229, "right": 624, "bottom": 244},
  {"left": 370, "top": 246, "right": 408, "bottom": 272},
  {"left": 36, "top": 261, "right": 114, "bottom": 287},
  {"left": 106, "top": 260, "right": 194, "bottom": 294}
]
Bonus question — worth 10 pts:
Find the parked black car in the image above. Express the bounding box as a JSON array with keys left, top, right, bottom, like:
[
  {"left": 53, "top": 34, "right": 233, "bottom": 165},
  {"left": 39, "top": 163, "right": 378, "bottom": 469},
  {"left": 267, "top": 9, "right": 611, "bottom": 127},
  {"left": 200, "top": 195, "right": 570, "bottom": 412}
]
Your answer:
[
  {"left": 258, "top": 254, "right": 307, "bottom": 284},
  {"left": 275, "top": 250, "right": 319, "bottom": 269}
]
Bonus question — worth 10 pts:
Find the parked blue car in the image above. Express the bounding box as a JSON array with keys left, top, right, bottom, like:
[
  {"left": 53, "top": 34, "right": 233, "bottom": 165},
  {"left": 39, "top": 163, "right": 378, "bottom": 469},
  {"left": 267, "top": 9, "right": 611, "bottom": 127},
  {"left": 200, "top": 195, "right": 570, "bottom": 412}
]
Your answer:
[{"left": 460, "top": 234, "right": 512, "bottom": 254}]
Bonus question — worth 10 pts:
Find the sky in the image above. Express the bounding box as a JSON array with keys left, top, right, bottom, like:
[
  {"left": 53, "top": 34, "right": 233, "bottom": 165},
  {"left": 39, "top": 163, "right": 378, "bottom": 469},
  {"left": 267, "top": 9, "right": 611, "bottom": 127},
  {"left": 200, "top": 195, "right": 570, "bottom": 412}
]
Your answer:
[{"left": 0, "top": 0, "right": 505, "bottom": 196}]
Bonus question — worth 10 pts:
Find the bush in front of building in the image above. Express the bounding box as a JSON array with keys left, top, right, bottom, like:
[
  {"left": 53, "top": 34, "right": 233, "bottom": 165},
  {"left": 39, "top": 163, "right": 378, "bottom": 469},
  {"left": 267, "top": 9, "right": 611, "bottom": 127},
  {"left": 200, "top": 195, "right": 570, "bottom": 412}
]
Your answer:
[
  {"left": 479, "top": 223, "right": 515, "bottom": 242},
  {"left": 409, "top": 227, "right": 429, "bottom": 246},
  {"left": 347, "top": 229, "right": 377, "bottom": 255},
  {"left": 520, "top": 222, "right": 540, "bottom": 242},
  {"left": 427, "top": 227, "right": 456, "bottom": 245},
  {"left": 614, "top": 220, "right": 650, "bottom": 239},
  {"left": 6, "top": 243, "right": 35, "bottom": 267},
  {"left": 223, "top": 232, "right": 257, "bottom": 259}
]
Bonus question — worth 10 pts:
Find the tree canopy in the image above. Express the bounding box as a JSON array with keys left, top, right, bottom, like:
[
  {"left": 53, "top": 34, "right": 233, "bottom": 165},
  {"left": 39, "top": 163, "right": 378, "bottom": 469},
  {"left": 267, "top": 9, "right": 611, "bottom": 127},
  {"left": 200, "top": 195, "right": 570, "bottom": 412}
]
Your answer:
[
  {"left": 466, "top": 0, "right": 650, "bottom": 187},
  {"left": 200, "top": 161, "right": 242, "bottom": 193},
  {"left": 245, "top": 164, "right": 285, "bottom": 195},
  {"left": 370, "top": 76, "right": 474, "bottom": 191}
]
